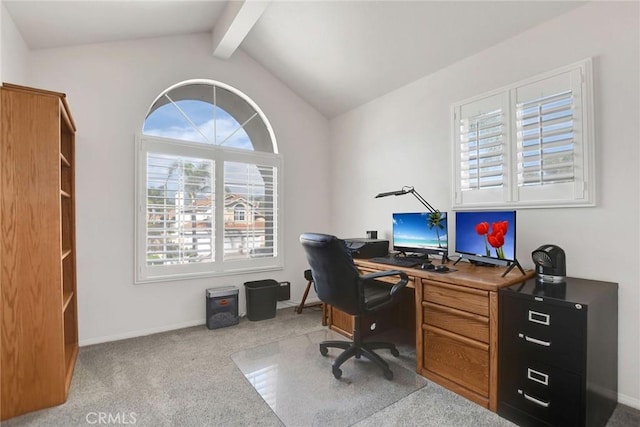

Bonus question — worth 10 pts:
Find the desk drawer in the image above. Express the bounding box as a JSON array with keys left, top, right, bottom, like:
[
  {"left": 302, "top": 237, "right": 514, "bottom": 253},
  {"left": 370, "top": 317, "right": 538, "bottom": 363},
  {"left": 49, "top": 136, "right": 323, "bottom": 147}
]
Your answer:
[
  {"left": 423, "top": 324, "right": 489, "bottom": 397},
  {"left": 423, "top": 280, "right": 489, "bottom": 316},
  {"left": 423, "top": 301, "right": 489, "bottom": 344}
]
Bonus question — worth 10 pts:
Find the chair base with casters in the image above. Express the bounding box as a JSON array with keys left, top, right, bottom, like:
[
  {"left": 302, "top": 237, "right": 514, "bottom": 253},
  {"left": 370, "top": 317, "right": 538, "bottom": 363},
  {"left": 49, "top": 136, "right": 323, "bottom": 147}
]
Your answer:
[{"left": 319, "top": 314, "right": 399, "bottom": 380}]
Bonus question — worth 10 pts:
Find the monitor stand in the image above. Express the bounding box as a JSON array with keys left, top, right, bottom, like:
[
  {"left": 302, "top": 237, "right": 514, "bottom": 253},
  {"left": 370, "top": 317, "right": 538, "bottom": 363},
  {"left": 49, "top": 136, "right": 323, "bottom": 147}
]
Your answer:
[
  {"left": 422, "top": 249, "right": 449, "bottom": 264},
  {"left": 436, "top": 253, "right": 450, "bottom": 264},
  {"left": 501, "top": 259, "right": 525, "bottom": 278},
  {"left": 453, "top": 255, "right": 525, "bottom": 277},
  {"left": 396, "top": 250, "right": 449, "bottom": 264}
]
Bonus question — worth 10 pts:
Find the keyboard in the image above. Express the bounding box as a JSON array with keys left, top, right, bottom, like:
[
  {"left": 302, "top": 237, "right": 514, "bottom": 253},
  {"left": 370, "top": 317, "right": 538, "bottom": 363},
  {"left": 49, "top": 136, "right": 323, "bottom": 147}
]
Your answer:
[{"left": 368, "top": 256, "right": 422, "bottom": 268}]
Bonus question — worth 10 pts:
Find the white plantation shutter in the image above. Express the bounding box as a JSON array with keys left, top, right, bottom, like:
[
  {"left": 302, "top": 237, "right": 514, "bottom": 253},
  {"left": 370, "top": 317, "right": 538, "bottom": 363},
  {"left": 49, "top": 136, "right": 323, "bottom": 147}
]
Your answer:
[
  {"left": 453, "top": 92, "right": 510, "bottom": 207},
  {"left": 460, "top": 108, "right": 505, "bottom": 190},
  {"left": 223, "top": 161, "right": 278, "bottom": 261},
  {"left": 146, "top": 153, "right": 215, "bottom": 266},
  {"left": 516, "top": 90, "right": 574, "bottom": 186},
  {"left": 452, "top": 59, "right": 594, "bottom": 209},
  {"left": 514, "top": 65, "right": 592, "bottom": 206}
]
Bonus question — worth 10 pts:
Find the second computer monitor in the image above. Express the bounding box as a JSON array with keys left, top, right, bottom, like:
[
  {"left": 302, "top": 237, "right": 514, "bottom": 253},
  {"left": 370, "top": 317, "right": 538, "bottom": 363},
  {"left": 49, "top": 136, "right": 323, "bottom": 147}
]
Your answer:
[{"left": 392, "top": 212, "right": 448, "bottom": 258}]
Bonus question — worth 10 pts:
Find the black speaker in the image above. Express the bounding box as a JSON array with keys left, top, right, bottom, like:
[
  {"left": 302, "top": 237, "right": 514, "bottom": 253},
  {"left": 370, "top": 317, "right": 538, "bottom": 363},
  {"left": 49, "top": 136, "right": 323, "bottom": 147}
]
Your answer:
[{"left": 531, "top": 244, "right": 566, "bottom": 283}]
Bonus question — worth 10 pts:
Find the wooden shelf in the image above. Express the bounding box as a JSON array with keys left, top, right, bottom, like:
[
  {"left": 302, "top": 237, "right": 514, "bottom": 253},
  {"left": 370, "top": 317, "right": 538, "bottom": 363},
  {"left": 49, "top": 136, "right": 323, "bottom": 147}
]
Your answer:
[
  {"left": 2, "top": 83, "right": 78, "bottom": 421},
  {"left": 62, "top": 291, "right": 74, "bottom": 311},
  {"left": 64, "top": 343, "right": 78, "bottom": 394},
  {"left": 60, "top": 153, "right": 70, "bottom": 167}
]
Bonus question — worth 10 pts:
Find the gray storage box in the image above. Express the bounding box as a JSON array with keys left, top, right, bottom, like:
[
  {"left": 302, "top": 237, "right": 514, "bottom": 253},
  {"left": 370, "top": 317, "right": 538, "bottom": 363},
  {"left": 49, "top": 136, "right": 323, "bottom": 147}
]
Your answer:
[{"left": 206, "top": 286, "right": 239, "bottom": 330}]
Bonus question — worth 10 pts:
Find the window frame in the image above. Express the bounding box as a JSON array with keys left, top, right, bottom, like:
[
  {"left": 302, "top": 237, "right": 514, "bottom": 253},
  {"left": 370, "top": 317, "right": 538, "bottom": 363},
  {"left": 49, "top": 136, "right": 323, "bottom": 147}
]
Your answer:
[
  {"left": 135, "top": 135, "right": 283, "bottom": 283},
  {"left": 451, "top": 58, "right": 595, "bottom": 210}
]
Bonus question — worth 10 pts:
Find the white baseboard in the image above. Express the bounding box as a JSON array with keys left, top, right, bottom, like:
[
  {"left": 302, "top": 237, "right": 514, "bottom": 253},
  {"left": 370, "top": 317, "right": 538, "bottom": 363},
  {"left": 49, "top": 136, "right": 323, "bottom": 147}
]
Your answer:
[
  {"left": 79, "top": 319, "right": 206, "bottom": 346},
  {"left": 618, "top": 392, "right": 640, "bottom": 410},
  {"left": 277, "top": 300, "right": 298, "bottom": 309},
  {"left": 78, "top": 305, "right": 308, "bottom": 347}
]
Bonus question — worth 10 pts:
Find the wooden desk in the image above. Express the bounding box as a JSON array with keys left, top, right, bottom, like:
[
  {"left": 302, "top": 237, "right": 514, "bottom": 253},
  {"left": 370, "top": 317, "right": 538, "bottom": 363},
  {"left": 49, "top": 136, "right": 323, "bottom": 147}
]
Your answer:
[{"left": 334, "top": 259, "right": 535, "bottom": 412}]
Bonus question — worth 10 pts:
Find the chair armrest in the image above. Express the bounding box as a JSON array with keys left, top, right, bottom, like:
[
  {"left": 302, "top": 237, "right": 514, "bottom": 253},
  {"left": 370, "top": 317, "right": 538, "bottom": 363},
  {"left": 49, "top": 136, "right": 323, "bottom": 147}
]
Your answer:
[{"left": 360, "top": 270, "right": 409, "bottom": 297}]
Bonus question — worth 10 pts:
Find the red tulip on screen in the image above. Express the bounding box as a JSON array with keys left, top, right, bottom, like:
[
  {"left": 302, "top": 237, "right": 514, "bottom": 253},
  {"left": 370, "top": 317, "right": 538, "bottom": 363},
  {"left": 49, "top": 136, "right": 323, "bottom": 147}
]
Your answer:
[
  {"left": 492, "top": 221, "right": 509, "bottom": 236},
  {"left": 475, "top": 222, "right": 489, "bottom": 235},
  {"left": 488, "top": 231, "right": 505, "bottom": 248}
]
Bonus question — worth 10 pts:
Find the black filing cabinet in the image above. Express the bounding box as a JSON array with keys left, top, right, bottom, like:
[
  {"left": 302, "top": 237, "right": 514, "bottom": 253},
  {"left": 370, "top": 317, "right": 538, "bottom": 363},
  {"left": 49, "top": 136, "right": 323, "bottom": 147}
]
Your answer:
[{"left": 498, "top": 277, "right": 618, "bottom": 426}]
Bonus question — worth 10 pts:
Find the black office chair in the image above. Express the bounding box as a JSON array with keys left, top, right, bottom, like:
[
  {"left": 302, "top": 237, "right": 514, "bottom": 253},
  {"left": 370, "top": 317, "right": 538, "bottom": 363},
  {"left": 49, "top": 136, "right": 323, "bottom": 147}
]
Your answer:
[{"left": 299, "top": 232, "right": 409, "bottom": 380}]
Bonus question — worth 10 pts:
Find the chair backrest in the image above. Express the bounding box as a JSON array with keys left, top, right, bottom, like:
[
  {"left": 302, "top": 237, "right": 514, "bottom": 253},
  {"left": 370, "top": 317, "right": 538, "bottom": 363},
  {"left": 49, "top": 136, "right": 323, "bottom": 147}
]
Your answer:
[{"left": 299, "top": 233, "right": 361, "bottom": 315}]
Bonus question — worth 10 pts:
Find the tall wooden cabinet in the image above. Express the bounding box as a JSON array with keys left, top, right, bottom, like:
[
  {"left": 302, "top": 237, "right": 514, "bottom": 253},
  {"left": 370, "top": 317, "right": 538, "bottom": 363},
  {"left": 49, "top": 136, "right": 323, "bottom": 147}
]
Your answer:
[{"left": 1, "top": 83, "right": 78, "bottom": 420}]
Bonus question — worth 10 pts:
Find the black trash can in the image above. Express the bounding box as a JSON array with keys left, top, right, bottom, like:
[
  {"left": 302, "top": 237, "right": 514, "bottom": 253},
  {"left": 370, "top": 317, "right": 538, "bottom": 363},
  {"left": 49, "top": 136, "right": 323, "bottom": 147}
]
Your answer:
[{"left": 244, "top": 279, "right": 279, "bottom": 321}]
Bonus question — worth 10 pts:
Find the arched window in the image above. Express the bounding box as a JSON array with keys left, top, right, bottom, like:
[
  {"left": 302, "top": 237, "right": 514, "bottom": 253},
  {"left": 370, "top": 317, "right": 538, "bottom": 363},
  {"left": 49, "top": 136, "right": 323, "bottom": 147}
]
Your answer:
[{"left": 136, "top": 80, "right": 281, "bottom": 282}]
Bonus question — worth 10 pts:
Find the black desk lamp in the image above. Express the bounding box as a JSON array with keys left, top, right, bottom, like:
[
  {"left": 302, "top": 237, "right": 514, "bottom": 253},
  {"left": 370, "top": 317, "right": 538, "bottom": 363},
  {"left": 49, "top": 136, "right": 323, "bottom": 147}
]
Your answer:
[
  {"left": 375, "top": 186, "right": 447, "bottom": 263},
  {"left": 375, "top": 186, "right": 438, "bottom": 214}
]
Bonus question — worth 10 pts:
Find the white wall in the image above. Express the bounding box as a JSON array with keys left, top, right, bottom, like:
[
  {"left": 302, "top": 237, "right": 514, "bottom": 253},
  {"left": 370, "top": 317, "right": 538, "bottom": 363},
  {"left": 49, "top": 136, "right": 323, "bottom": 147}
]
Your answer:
[
  {"left": 330, "top": 2, "right": 639, "bottom": 408},
  {"left": 26, "top": 32, "right": 331, "bottom": 345},
  {"left": 0, "top": 2, "right": 29, "bottom": 84}
]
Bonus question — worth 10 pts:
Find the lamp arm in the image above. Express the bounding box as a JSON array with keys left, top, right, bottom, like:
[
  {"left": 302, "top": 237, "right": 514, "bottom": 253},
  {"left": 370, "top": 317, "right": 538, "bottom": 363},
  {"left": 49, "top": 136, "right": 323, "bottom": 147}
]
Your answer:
[
  {"left": 407, "top": 188, "right": 437, "bottom": 214},
  {"left": 375, "top": 185, "right": 439, "bottom": 213}
]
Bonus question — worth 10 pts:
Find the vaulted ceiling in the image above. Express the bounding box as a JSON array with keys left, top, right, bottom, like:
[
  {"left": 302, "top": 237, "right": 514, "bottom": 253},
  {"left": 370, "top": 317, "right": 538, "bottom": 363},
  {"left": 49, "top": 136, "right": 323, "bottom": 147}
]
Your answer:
[{"left": 4, "top": 0, "right": 585, "bottom": 118}]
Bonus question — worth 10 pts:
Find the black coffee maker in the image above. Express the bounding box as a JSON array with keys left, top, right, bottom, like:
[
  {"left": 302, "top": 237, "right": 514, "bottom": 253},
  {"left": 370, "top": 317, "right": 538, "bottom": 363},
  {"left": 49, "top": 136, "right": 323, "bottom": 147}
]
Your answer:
[{"left": 531, "top": 244, "right": 566, "bottom": 284}]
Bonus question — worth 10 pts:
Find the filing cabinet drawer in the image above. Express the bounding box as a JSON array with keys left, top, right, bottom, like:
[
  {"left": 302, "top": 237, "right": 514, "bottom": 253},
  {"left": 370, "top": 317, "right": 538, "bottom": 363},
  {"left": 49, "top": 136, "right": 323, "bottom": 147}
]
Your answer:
[
  {"left": 500, "top": 357, "right": 582, "bottom": 426},
  {"left": 500, "top": 293, "right": 586, "bottom": 370},
  {"left": 423, "top": 325, "right": 489, "bottom": 397},
  {"left": 423, "top": 280, "right": 489, "bottom": 316},
  {"left": 423, "top": 301, "right": 489, "bottom": 343}
]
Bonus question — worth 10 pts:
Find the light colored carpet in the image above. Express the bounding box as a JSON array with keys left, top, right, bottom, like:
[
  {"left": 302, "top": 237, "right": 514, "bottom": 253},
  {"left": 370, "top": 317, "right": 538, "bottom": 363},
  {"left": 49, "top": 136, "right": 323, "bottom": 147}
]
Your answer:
[{"left": 3, "top": 307, "right": 638, "bottom": 426}]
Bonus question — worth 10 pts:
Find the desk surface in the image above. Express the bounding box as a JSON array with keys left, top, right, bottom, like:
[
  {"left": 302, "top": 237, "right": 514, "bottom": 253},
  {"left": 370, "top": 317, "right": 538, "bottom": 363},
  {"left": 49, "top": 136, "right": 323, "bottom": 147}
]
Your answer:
[{"left": 355, "top": 258, "right": 535, "bottom": 291}]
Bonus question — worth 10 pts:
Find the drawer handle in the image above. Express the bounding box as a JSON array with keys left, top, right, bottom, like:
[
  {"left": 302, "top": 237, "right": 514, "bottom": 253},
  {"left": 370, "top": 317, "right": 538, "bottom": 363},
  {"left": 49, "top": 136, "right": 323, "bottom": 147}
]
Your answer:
[
  {"left": 528, "top": 310, "right": 550, "bottom": 326},
  {"left": 527, "top": 368, "right": 549, "bottom": 386},
  {"left": 519, "top": 333, "right": 551, "bottom": 347},
  {"left": 519, "top": 390, "right": 550, "bottom": 408}
]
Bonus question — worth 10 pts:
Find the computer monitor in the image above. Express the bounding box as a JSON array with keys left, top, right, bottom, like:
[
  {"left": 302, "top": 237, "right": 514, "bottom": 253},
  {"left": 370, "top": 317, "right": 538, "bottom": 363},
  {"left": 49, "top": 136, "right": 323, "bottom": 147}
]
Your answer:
[
  {"left": 392, "top": 212, "right": 448, "bottom": 259},
  {"left": 454, "top": 210, "right": 516, "bottom": 265}
]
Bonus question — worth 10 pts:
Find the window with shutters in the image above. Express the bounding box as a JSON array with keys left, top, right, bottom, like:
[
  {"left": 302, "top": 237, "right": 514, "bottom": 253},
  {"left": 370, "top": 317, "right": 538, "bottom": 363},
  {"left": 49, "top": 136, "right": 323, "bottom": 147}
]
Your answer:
[
  {"left": 452, "top": 59, "right": 594, "bottom": 209},
  {"left": 136, "top": 80, "right": 282, "bottom": 283}
]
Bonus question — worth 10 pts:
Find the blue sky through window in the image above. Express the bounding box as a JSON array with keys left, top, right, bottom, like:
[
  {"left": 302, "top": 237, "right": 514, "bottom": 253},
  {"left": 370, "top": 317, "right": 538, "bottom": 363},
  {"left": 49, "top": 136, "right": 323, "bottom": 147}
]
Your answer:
[{"left": 144, "top": 99, "right": 253, "bottom": 150}]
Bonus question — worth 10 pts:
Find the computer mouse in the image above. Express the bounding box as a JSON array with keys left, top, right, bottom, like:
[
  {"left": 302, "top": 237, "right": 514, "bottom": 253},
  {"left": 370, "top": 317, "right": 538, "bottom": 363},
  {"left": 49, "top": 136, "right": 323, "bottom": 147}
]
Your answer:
[
  {"left": 435, "top": 264, "right": 449, "bottom": 272},
  {"left": 420, "top": 263, "right": 434, "bottom": 270}
]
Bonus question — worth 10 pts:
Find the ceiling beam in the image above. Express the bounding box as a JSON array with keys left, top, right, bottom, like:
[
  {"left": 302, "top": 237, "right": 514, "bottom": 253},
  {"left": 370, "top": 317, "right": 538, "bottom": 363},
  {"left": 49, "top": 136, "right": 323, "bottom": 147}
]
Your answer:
[{"left": 212, "top": 0, "right": 271, "bottom": 59}]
